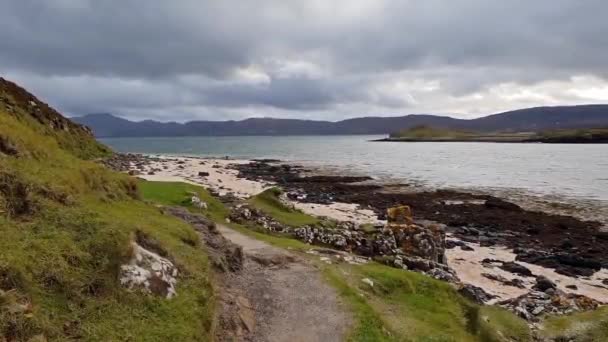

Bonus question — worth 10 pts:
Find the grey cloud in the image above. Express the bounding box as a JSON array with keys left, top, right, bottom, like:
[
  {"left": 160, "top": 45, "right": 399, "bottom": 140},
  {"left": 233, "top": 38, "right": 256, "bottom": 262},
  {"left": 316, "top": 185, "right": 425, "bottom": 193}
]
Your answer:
[{"left": 1, "top": 0, "right": 607, "bottom": 120}]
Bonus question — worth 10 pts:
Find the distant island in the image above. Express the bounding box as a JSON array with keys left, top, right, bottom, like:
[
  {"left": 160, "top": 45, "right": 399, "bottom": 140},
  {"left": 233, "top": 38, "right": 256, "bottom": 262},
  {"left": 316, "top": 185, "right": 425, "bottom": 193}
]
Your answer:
[
  {"left": 73, "top": 104, "right": 608, "bottom": 137},
  {"left": 375, "top": 126, "right": 608, "bottom": 143}
]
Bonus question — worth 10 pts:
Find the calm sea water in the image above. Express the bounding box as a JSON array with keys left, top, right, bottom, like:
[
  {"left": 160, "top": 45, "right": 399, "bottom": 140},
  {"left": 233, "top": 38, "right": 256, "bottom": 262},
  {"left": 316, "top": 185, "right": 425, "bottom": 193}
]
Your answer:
[{"left": 101, "top": 136, "right": 608, "bottom": 201}]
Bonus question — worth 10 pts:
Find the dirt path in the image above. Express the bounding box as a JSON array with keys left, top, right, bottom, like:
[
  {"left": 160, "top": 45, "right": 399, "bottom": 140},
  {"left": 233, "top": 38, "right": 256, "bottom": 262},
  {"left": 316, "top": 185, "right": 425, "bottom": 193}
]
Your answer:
[{"left": 215, "top": 224, "right": 352, "bottom": 341}]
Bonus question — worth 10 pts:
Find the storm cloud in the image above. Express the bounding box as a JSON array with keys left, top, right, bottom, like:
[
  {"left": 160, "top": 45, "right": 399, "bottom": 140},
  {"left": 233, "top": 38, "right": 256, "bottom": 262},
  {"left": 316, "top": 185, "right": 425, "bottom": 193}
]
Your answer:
[{"left": 1, "top": 0, "right": 607, "bottom": 121}]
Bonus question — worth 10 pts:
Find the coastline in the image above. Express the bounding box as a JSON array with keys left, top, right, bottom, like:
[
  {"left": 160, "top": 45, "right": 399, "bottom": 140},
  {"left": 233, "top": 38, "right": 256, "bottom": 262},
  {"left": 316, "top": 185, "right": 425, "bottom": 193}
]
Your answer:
[{"left": 110, "top": 153, "right": 608, "bottom": 304}]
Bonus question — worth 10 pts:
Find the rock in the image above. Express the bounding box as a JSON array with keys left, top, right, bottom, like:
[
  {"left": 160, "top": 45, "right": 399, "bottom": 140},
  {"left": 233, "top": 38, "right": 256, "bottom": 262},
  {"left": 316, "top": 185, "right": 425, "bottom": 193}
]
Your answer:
[
  {"left": 237, "top": 296, "right": 256, "bottom": 333},
  {"left": 361, "top": 278, "right": 374, "bottom": 287},
  {"left": 566, "top": 284, "right": 578, "bottom": 290},
  {"left": 532, "top": 275, "right": 557, "bottom": 292},
  {"left": 387, "top": 206, "right": 446, "bottom": 264},
  {"left": 427, "top": 267, "right": 459, "bottom": 283},
  {"left": 191, "top": 196, "right": 208, "bottom": 210},
  {"left": 500, "top": 262, "right": 534, "bottom": 277},
  {"left": 499, "top": 289, "right": 601, "bottom": 321},
  {"left": 120, "top": 241, "right": 178, "bottom": 299},
  {"left": 198, "top": 171, "right": 210, "bottom": 177},
  {"left": 458, "top": 284, "right": 496, "bottom": 304},
  {"left": 481, "top": 273, "right": 525, "bottom": 288},
  {"left": 460, "top": 244, "right": 474, "bottom": 251},
  {"left": 505, "top": 278, "right": 526, "bottom": 289},
  {"left": 387, "top": 205, "right": 413, "bottom": 224}
]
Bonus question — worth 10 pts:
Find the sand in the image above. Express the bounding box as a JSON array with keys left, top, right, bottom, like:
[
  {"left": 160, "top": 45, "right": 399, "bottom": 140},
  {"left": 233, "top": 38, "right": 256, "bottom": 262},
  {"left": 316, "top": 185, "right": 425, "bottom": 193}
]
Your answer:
[
  {"left": 136, "top": 156, "right": 382, "bottom": 224},
  {"left": 446, "top": 236, "right": 608, "bottom": 303}
]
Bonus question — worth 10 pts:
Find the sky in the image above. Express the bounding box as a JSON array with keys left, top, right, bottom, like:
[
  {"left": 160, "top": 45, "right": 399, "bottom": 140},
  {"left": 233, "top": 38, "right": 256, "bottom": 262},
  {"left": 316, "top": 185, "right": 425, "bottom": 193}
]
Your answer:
[{"left": 1, "top": 0, "right": 607, "bottom": 122}]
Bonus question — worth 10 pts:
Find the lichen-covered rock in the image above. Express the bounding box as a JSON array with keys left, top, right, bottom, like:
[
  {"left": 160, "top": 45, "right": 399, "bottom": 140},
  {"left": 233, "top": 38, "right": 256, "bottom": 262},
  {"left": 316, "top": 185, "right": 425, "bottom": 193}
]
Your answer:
[
  {"left": 386, "top": 205, "right": 413, "bottom": 224},
  {"left": 386, "top": 206, "right": 446, "bottom": 264},
  {"left": 120, "top": 242, "right": 178, "bottom": 299}
]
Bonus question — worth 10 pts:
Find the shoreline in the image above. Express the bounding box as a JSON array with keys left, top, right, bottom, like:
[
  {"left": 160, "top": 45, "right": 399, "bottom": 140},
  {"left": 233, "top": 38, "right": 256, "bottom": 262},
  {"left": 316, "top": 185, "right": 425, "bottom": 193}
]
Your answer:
[{"left": 106, "top": 153, "right": 608, "bottom": 304}]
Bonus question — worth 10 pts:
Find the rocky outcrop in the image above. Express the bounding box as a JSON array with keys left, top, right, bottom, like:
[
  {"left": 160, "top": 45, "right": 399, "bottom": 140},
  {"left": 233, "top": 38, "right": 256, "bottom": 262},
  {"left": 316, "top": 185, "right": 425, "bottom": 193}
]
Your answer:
[
  {"left": 120, "top": 241, "right": 178, "bottom": 299},
  {"left": 498, "top": 273, "right": 602, "bottom": 321},
  {"left": 387, "top": 205, "right": 446, "bottom": 264},
  {"left": 229, "top": 204, "right": 458, "bottom": 282},
  {"left": 499, "top": 289, "right": 601, "bottom": 321}
]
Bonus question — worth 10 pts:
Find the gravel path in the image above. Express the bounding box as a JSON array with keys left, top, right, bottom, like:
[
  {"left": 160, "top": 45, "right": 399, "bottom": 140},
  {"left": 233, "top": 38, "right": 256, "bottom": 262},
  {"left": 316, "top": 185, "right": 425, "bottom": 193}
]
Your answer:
[{"left": 216, "top": 224, "right": 352, "bottom": 342}]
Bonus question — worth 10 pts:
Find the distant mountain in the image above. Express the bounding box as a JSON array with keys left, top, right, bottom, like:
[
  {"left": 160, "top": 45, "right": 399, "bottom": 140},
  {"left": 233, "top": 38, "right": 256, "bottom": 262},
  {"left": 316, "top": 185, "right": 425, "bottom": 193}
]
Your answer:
[{"left": 73, "top": 105, "right": 608, "bottom": 137}]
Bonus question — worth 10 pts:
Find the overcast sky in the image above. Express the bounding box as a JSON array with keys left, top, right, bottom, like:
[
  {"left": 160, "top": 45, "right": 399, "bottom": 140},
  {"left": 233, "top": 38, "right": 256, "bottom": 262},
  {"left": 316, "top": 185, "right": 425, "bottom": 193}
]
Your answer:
[{"left": 1, "top": 1, "right": 607, "bottom": 122}]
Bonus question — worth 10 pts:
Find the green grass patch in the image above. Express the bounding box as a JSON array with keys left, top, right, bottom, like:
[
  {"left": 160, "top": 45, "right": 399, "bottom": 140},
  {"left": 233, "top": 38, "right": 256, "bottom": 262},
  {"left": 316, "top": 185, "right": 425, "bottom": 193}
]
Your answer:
[
  {"left": 137, "top": 180, "right": 229, "bottom": 218},
  {"left": 326, "top": 262, "right": 531, "bottom": 342},
  {"left": 248, "top": 187, "right": 319, "bottom": 227}
]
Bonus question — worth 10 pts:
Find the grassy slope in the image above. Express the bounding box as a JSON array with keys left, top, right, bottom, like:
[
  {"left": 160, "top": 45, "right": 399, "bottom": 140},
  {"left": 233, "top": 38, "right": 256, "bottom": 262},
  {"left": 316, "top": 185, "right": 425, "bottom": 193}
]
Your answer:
[
  {"left": 139, "top": 180, "right": 532, "bottom": 342},
  {"left": 0, "top": 83, "right": 214, "bottom": 341}
]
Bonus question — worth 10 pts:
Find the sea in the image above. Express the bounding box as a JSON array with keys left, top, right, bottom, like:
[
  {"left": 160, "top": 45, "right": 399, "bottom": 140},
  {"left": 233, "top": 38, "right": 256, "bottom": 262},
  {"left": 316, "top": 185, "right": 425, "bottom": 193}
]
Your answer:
[{"left": 101, "top": 135, "right": 608, "bottom": 203}]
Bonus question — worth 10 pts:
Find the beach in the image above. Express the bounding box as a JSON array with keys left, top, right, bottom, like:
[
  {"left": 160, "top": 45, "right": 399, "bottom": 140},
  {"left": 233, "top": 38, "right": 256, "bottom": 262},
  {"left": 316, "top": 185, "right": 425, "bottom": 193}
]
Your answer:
[{"left": 121, "top": 154, "right": 608, "bottom": 303}]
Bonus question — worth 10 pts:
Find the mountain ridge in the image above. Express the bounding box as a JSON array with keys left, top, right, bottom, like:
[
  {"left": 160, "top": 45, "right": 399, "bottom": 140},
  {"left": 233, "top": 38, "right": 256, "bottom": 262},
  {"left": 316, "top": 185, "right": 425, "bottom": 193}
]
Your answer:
[{"left": 73, "top": 104, "right": 608, "bottom": 137}]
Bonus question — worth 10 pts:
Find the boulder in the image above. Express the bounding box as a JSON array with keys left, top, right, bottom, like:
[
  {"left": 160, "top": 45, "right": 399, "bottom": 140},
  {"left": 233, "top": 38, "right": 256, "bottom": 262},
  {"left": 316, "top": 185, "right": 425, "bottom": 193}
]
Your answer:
[
  {"left": 198, "top": 171, "right": 210, "bottom": 177},
  {"left": 191, "top": 196, "right": 208, "bottom": 210},
  {"left": 499, "top": 289, "right": 601, "bottom": 321},
  {"left": 500, "top": 262, "right": 534, "bottom": 277},
  {"left": 120, "top": 242, "right": 178, "bottom": 299},
  {"left": 532, "top": 275, "right": 557, "bottom": 292},
  {"left": 387, "top": 205, "right": 413, "bottom": 224},
  {"left": 386, "top": 206, "right": 446, "bottom": 264},
  {"left": 458, "top": 284, "right": 496, "bottom": 304}
]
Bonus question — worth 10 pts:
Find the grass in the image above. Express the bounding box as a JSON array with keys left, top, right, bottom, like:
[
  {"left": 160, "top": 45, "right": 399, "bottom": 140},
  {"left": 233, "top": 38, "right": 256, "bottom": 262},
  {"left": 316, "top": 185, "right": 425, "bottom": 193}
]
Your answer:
[
  {"left": 0, "top": 88, "right": 215, "bottom": 341},
  {"left": 538, "top": 306, "right": 608, "bottom": 341},
  {"left": 325, "top": 262, "right": 531, "bottom": 342},
  {"left": 138, "top": 180, "right": 229, "bottom": 218},
  {"left": 248, "top": 187, "right": 319, "bottom": 226}
]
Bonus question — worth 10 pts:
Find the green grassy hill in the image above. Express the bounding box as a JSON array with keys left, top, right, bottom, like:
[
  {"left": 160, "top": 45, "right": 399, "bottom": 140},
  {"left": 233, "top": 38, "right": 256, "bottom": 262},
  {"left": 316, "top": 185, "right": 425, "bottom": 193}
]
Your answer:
[{"left": 0, "top": 78, "right": 214, "bottom": 341}]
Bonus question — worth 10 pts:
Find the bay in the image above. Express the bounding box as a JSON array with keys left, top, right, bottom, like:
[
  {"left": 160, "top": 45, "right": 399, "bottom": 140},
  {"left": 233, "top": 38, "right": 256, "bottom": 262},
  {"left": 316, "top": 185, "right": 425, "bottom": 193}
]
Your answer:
[{"left": 101, "top": 135, "right": 608, "bottom": 202}]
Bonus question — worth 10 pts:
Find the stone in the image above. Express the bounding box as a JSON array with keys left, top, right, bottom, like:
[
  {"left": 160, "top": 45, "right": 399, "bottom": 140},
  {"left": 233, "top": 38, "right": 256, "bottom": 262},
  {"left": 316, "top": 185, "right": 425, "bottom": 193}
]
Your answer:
[
  {"left": 361, "top": 278, "right": 374, "bottom": 287},
  {"left": 198, "top": 171, "right": 210, "bottom": 177},
  {"left": 458, "top": 284, "right": 496, "bottom": 304},
  {"left": 191, "top": 196, "right": 208, "bottom": 210},
  {"left": 500, "top": 262, "right": 534, "bottom": 277},
  {"left": 120, "top": 242, "right": 178, "bottom": 299},
  {"left": 387, "top": 205, "right": 413, "bottom": 224},
  {"left": 532, "top": 275, "right": 556, "bottom": 292},
  {"left": 565, "top": 284, "right": 578, "bottom": 290},
  {"left": 499, "top": 288, "right": 601, "bottom": 321}
]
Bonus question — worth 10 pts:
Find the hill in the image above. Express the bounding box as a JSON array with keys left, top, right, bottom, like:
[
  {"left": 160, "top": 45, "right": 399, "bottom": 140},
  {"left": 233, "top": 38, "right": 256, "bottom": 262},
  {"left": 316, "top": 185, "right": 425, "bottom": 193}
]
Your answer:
[
  {"left": 73, "top": 105, "right": 608, "bottom": 137},
  {"left": 0, "top": 78, "right": 215, "bottom": 340}
]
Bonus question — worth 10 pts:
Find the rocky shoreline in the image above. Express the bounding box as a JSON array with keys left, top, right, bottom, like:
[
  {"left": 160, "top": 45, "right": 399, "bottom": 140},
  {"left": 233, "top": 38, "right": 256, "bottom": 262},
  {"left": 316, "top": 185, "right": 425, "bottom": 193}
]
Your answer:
[
  {"left": 102, "top": 153, "right": 608, "bottom": 321},
  {"left": 232, "top": 160, "right": 608, "bottom": 278}
]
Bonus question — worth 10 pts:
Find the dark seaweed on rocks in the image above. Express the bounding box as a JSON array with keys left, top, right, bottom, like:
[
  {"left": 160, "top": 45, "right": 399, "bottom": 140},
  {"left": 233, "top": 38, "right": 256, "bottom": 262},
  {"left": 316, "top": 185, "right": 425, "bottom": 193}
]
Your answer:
[{"left": 232, "top": 160, "right": 608, "bottom": 277}]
